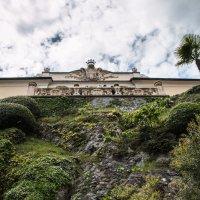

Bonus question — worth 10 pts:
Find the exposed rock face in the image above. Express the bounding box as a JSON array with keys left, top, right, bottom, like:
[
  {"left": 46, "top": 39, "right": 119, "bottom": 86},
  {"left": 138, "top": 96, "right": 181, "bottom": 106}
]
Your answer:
[
  {"left": 91, "top": 97, "right": 146, "bottom": 111},
  {"left": 40, "top": 110, "right": 178, "bottom": 200}
]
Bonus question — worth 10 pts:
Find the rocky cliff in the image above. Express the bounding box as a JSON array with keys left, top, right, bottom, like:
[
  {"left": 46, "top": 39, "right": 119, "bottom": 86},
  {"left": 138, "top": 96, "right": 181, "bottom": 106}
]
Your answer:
[{"left": 0, "top": 87, "right": 200, "bottom": 200}]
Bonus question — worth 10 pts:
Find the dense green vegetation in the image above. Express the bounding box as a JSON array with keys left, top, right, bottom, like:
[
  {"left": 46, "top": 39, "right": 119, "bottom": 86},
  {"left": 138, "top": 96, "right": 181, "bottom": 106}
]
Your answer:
[
  {"left": 171, "top": 115, "right": 200, "bottom": 199},
  {"left": 0, "top": 136, "right": 78, "bottom": 200},
  {"left": 0, "top": 103, "right": 37, "bottom": 133},
  {"left": 4, "top": 154, "right": 76, "bottom": 200},
  {"left": 0, "top": 85, "right": 200, "bottom": 199},
  {"left": 103, "top": 175, "right": 163, "bottom": 200},
  {"left": 0, "top": 96, "right": 41, "bottom": 118},
  {"left": 35, "top": 97, "right": 90, "bottom": 116}
]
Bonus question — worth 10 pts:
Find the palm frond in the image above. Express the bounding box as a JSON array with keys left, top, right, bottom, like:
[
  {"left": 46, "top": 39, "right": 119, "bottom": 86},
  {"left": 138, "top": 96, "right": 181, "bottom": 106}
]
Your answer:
[
  {"left": 175, "top": 43, "right": 194, "bottom": 61},
  {"left": 175, "top": 34, "right": 200, "bottom": 66},
  {"left": 176, "top": 59, "right": 193, "bottom": 66}
]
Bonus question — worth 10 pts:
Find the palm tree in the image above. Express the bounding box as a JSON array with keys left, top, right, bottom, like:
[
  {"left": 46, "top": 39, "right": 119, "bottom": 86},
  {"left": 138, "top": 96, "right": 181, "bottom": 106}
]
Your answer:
[{"left": 175, "top": 34, "right": 200, "bottom": 72}]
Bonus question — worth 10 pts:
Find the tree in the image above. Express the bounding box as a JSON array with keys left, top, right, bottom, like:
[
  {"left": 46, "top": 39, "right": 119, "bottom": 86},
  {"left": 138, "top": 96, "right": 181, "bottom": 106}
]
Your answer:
[{"left": 175, "top": 34, "right": 200, "bottom": 72}]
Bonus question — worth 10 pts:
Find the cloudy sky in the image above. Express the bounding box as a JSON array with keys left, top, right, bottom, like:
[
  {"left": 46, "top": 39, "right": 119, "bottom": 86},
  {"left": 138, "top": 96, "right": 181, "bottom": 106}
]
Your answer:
[{"left": 0, "top": 0, "right": 199, "bottom": 78}]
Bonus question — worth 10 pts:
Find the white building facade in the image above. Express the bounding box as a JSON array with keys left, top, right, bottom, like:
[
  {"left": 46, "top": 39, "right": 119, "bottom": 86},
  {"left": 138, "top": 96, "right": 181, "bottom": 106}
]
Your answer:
[{"left": 0, "top": 60, "right": 200, "bottom": 98}]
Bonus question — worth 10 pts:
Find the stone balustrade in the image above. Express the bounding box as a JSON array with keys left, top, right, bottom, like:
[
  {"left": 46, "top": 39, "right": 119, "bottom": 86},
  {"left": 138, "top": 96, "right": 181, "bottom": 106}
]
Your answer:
[{"left": 34, "top": 87, "right": 160, "bottom": 96}]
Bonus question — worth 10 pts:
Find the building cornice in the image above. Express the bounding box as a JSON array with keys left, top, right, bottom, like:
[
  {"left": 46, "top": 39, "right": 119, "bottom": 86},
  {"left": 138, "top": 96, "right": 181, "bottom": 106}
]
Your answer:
[
  {"left": 0, "top": 77, "right": 53, "bottom": 81},
  {"left": 130, "top": 77, "right": 200, "bottom": 81},
  {"left": 0, "top": 77, "right": 199, "bottom": 82},
  {"left": 45, "top": 71, "right": 134, "bottom": 74}
]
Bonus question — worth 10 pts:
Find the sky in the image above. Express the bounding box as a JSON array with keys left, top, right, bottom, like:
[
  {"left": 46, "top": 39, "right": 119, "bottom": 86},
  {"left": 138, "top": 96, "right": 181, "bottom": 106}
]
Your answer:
[{"left": 0, "top": 0, "right": 199, "bottom": 78}]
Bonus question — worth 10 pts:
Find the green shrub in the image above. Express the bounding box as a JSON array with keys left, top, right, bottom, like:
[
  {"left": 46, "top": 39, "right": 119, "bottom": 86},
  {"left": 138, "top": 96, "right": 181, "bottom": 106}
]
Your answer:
[
  {"left": 0, "top": 103, "right": 37, "bottom": 133},
  {"left": 0, "top": 139, "right": 14, "bottom": 163},
  {"left": 171, "top": 115, "right": 200, "bottom": 199},
  {"left": 171, "top": 85, "right": 200, "bottom": 104},
  {"left": 179, "top": 94, "right": 200, "bottom": 103},
  {"left": 4, "top": 180, "right": 44, "bottom": 200},
  {"left": 121, "top": 111, "right": 136, "bottom": 129},
  {"left": 1, "top": 96, "right": 40, "bottom": 117},
  {"left": 4, "top": 155, "right": 72, "bottom": 200},
  {"left": 0, "top": 128, "right": 25, "bottom": 144},
  {"left": 154, "top": 97, "right": 175, "bottom": 108},
  {"left": 121, "top": 102, "right": 164, "bottom": 129},
  {"left": 118, "top": 128, "right": 142, "bottom": 151},
  {"left": 0, "top": 139, "right": 15, "bottom": 197},
  {"left": 142, "top": 126, "right": 177, "bottom": 154},
  {"left": 185, "top": 85, "right": 200, "bottom": 95},
  {"left": 142, "top": 102, "right": 200, "bottom": 154},
  {"left": 103, "top": 175, "right": 162, "bottom": 200},
  {"left": 165, "top": 102, "right": 200, "bottom": 135}
]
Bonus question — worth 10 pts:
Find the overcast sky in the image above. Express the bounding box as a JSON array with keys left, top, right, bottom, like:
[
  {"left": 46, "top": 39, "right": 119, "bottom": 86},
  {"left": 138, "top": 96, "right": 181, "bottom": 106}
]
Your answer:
[{"left": 0, "top": 0, "right": 199, "bottom": 78}]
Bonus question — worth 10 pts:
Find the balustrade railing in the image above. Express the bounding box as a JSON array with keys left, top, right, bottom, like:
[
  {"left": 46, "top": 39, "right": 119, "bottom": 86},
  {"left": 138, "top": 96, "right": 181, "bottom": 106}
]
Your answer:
[{"left": 34, "top": 87, "right": 160, "bottom": 96}]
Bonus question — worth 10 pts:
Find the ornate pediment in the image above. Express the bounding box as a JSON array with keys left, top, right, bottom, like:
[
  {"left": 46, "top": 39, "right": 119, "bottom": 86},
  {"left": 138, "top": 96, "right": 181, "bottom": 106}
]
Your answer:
[{"left": 65, "top": 59, "right": 118, "bottom": 81}]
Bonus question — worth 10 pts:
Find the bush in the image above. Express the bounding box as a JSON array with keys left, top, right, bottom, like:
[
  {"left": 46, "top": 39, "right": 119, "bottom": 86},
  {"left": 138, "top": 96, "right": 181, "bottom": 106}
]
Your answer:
[
  {"left": 103, "top": 175, "right": 162, "bottom": 200},
  {"left": 0, "top": 128, "right": 25, "bottom": 144},
  {"left": 4, "top": 181, "right": 44, "bottom": 200},
  {"left": 0, "top": 139, "right": 14, "bottom": 163},
  {"left": 121, "top": 125, "right": 177, "bottom": 155},
  {"left": 0, "top": 139, "right": 15, "bottom": 197},
  {"left": 0, "top": 103, "right": 37, "bottom": 133},
  {"left": 165, "top": 102, "right": 200, "bottom": 135},
  {"left": 1, "top": 96, "right": 40, "bottom": 117},
  {"left": 185, "top": 85, "right": 200, "bottom": 95},
  {"left": 121, "top": 102, "right": 164, "bottom": 129},
  {"left": 4, "top": 155, "right": 71, "bottom": 200},
  {"left": 142, "top": 126, "right": 177, "bottom": 154},
  {"left": 171, "top": 115, "right": 200, "bottom": 199}
]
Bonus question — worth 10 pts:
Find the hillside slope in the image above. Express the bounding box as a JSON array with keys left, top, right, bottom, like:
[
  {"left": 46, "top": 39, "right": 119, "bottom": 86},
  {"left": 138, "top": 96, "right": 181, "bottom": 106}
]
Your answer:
[{"left": 0, "top": 86, "right": 200, "bottom": 200}]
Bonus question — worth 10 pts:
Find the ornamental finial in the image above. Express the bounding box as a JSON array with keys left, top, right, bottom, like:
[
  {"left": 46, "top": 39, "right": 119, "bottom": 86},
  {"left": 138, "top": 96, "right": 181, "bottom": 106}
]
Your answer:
[{"left": 86, "top": 59, "right": 96, "bottom": 68}]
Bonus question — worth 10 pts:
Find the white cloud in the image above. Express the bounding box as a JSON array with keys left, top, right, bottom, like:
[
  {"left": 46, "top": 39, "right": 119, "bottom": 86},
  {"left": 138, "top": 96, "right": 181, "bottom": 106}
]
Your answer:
[{"left": 0, "top": 0, "right": 199, "bottom": 78}]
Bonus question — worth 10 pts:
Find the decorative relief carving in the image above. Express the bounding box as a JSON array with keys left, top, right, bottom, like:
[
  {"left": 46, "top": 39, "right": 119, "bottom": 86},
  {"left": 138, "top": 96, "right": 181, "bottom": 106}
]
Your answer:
[
  {"left": 65, "top": 68, "right": 118, "bottom": 81},
  {"left": 34, "top": 87, "right": 159, "bottom": 96},
  {"left": 28, "top": 82, "right": 37, "bottom": 87},
  {"left": 65, "top": 60, "right": 118, "bottom": 81},
  {"left": 154, "top": 81, "right": 163, "bottom": 86}
]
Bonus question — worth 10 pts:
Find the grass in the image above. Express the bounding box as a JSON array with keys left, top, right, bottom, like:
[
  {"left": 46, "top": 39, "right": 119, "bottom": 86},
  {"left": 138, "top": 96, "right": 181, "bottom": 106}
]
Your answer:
[
  {"left": 14, "top": 137, "right": 98, "bottom": 163},
  {"left": 39, "top": 114, "right": 78, "bottom": 124},
  {"left": 131, "top": 160, "right": 160, "bottom": 172},
  {"left": 15, "top": 137, "right": 68, "bottom": 157}
]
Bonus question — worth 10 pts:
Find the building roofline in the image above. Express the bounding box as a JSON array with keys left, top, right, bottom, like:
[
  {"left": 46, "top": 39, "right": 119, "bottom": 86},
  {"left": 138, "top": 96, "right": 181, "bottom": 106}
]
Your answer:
[
  {"left": 0, "top": 77, "right": 53, "bottom": 81},
  {"left": 0, "top": 76, "right": 199, "bottom": 82},
  {"left": 131, "top": 77, "right": 200, "bottom": 81},
  {"left": 51, "top": 80, "right": 132, "bottom": 83},
  {"left": 43, "top": 71, "right": 135, "bottom": 74},
  {"left": 40, "top": 78, "right": 200, "bottom": 82}
]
